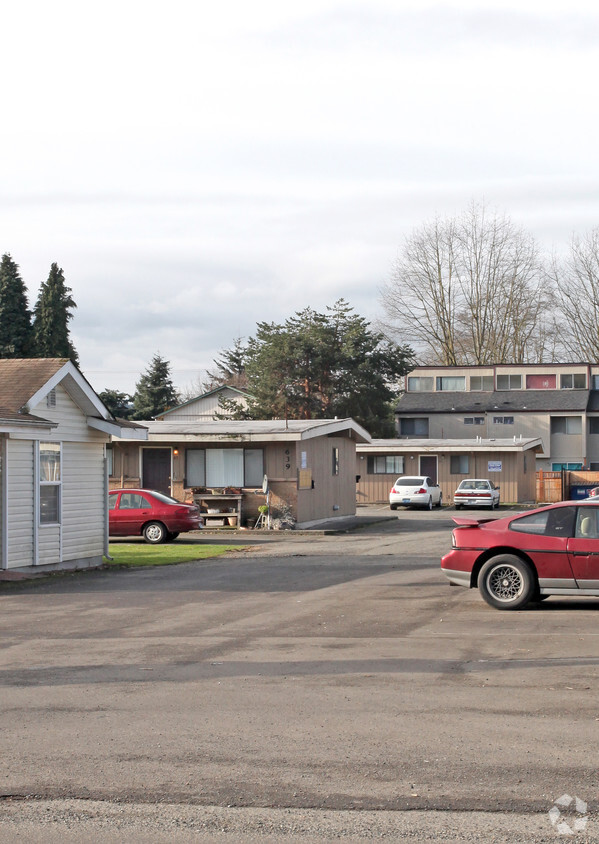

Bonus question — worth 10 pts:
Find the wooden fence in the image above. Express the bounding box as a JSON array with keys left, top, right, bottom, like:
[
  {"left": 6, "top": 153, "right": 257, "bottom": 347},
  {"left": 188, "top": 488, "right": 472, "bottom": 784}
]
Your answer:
[{"left": 536, "top": 470, "right": 599, "bottom": 503}]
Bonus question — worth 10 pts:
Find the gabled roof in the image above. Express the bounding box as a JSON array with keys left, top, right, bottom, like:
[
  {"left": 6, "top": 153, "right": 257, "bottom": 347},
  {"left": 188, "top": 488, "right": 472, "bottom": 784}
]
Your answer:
[
  {"left": 396, "top": 390, "right": 591, "bottom": 414},
  {"left": 158, "top": 385, "right": 252, "bottom": 418},
  {"left": 120, "top": 417, "right": 371, "bottom": 444},
  {"left": 0, "top": 359, "right": 147, "bottom": 439},
  {"left": 0, "top": 358, "right": 70, "bottom": 412}
]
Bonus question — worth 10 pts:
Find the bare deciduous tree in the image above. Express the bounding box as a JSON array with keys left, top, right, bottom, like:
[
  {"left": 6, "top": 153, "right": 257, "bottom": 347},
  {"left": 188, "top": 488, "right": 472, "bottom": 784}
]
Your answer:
[
  {"left": 550, "top": 228, "right": 599, "bottom": 362},
  {"left": 380, "top": 202, "right": 552, "bottom": 364}
]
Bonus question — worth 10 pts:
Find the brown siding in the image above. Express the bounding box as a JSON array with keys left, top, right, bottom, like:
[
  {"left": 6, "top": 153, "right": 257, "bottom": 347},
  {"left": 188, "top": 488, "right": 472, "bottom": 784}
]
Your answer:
[
  {"left": 296, "top": 436, "right": 355, "bottom": 525},
  {"left": 357, "top": 450, "right": 536, "bottom": 505},
  {"left": 115, "top": 436, "right": 357, "bottom": 527}
]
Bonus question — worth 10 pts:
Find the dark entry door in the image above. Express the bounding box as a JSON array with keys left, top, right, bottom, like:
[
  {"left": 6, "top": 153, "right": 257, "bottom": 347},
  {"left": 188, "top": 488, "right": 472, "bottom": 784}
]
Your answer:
[
  {"left": 142, "top": 448, "right": 171, "bottom": 495},
  {"left": 419, "top": 455, "right": 438, "bottom": 483}
]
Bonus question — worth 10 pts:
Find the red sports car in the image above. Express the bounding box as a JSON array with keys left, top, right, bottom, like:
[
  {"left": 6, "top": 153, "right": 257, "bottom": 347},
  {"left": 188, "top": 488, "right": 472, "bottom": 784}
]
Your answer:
[
  {"left": 441, "top": 501, "right": 599, "bottom": 610},
  {"left": 109, "top": 489, "right": 203, "bottom": 544}
]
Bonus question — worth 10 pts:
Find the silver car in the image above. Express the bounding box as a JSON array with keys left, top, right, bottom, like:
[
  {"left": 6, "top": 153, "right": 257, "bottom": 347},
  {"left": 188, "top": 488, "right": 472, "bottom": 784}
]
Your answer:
[
  {"left": 453, "top": 478, "right": 500, "bottom": 510},
  {"left": 389, "top": 476, "right": 442, "bottom": 510}
]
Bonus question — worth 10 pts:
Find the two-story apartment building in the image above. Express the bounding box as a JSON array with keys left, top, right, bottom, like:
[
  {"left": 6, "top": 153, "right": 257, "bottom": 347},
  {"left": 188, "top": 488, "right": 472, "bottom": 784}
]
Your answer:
[{"left": 396, "top": 363, "right": 599, "bottom": 472}]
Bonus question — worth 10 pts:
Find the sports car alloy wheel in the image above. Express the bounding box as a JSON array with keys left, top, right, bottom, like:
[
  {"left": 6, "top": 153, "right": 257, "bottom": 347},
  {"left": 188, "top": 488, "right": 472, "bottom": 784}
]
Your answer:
[{"left": 478, "top": 555, "right": 535, "bottom": 610}]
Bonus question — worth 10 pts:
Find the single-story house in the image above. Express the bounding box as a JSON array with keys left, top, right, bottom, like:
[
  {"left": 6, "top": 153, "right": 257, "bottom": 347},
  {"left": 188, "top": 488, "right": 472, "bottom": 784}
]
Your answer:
[
  {"left": 356, "top": 437, "right": 544, "bottom": 505},
  {"left": 0, "top": 358, "right": 147, "bottom": 573},
  {"left": 112, "top": 418, "right": 370, "bottom": 528}
]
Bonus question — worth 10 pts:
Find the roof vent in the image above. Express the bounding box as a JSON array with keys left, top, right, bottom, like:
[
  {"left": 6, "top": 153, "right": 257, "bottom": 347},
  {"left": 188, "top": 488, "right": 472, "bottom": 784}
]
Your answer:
[{"left": 46, "top": 389, "right": 56, "bottom": 408}]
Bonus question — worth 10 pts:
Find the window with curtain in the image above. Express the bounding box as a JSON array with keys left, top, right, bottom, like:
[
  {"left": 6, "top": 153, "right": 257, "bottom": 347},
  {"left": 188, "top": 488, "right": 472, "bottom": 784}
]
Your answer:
[
  {"left": 367, "top": 455, "right": 404, "bottom": 475},
  {"left": 450, "top": 455, "right": 469, "bottom": 474},
  {"left": 186, "top": 448, "right": 264, "bottom": 487},
  {"left": 244, "top": 449, "right": 264, "bottom": 487},
  {"left": 407, "top": 376, "right": 434, "bottom": 392},
  {"left": 206, "top": 449, "right": 244, "bottom": 487},
  {"left": 551, "top": 416, "right": 582, "bottom": 435},
  {"left": 39, "top": 442, "right": 61, "bottom": 524},
  {"left": 186, "top": 449, "right": 206, "bottom": 486},
  {"left": 436, "top": 376, "right": 465, "bottom": 391}
]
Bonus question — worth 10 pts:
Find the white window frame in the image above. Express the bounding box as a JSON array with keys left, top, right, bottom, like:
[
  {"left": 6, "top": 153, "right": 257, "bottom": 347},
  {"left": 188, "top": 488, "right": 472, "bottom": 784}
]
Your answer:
[{"left": 38, "top": 441, "right": 62, "bottom": 525}]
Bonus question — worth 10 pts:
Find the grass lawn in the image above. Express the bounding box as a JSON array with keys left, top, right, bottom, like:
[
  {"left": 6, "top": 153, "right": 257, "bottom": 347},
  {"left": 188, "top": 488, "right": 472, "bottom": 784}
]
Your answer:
[{"left": 105, "top": 543, "right": 239, "bottom": 567}]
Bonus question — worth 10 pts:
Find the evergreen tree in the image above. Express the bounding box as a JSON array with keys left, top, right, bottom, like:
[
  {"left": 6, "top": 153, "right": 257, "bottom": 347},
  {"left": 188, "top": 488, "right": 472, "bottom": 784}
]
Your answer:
[
  {"left": 32, "top": 263, "right": 78, "bottom": 364},
  {"left": 98, "top": 389, "right": 134, "bottom": 419},
  {"left": 0, "top": 253, "right": 33, "bottom": 357},
  {"left": 218, "top": 300, "right": 415, "bottom": 436},
  {"left": 132, "top": 353, "right": 179, "bottom": 419},
  {"left": 205, "top": 336, "right": 248, "bottom": 390}
]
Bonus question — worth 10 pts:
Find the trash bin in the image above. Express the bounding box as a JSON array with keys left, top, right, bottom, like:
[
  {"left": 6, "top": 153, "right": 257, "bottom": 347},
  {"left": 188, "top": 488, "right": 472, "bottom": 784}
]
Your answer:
[{"left": 569, "top": 485, "right": 595, "bottom": 500}]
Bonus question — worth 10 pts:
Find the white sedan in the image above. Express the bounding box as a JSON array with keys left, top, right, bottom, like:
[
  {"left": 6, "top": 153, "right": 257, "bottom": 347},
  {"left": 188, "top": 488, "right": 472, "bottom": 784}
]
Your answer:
[
  {"left": 389, "top": 476, "right": 443, "bottom": 510},
  {"left": 453, "top": 478, "right": 500, "bottom": 510}
]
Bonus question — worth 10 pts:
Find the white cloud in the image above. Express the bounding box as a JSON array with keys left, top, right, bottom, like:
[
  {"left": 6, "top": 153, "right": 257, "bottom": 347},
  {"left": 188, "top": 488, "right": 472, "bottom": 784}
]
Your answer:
[{"left": 1, "top": 0, "right": 599, "bottom": 392}]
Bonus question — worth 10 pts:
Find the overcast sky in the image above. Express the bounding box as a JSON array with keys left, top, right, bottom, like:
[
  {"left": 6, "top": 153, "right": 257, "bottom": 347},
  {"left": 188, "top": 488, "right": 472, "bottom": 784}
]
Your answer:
[{"left": 1, "top": 0, "right": 598, "bottom": 395}]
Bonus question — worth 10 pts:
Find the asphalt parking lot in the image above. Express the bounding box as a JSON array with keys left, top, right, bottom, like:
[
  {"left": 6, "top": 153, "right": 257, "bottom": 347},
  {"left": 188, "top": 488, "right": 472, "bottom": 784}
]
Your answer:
[{"left": 2, "top": 505, "right": 599, "bottom": 842}]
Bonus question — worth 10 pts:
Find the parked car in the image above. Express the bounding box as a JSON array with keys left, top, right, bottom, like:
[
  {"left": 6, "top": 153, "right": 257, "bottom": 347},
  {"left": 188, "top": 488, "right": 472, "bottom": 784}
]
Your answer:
[
  {"left": 109, "top": 489, "right": 203, "bottom": 543},
  {"left": 441, "top": 500, "right": 599, "bottom": 610},
  {"left": 585, "top": 486, "right": 599, "bottom": 499},
  {"left": 453, "top": 478, "right": 500, "bottom": 509},
  {"left": 389, "top": 476, "right": 442, "bottom": 510}
]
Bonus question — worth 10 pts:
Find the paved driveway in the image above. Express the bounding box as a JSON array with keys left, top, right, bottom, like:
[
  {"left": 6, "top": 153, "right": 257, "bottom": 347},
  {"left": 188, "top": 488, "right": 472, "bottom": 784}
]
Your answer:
[{"left": 2, "top": 509, "right": 599, "bottom": 842}]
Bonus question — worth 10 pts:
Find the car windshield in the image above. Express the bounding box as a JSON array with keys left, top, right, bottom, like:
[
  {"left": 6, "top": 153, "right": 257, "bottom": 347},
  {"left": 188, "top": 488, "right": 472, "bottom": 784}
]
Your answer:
[
  {"left": 457, "top": 480, "right": 489, "bottom": 490},
  {"left": 396, "top": 477, "right": 424, "bottom": 486}
]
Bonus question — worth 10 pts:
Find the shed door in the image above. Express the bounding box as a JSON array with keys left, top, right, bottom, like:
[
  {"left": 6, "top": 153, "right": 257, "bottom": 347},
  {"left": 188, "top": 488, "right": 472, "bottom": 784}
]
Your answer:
[
  {"left": 419, "top": 455, "right": 437, "bottom": 483},
  {"left": 142, "top": 448, "right": 171, "bottom": 495}
]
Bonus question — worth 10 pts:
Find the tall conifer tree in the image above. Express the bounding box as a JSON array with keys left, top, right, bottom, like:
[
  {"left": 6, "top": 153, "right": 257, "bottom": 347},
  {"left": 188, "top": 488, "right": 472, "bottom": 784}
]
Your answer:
[
  {"left": 132, "top": 354, "right": 179, "bottom": 419},
  {"left": 0, "top": 253, "right": 33, "bottom": 357},
  {"left": 33, "top": 263, "right": 78, "bottom": 364}
]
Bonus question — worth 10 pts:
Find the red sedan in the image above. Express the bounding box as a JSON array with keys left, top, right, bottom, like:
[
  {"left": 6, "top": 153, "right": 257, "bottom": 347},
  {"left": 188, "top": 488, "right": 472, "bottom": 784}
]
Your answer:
[
  {"left": 441, "top": 501, "right": 599, "bottom": 610},
  {"left": 109, "top": 489, "right": 203, "bottom": 544}
]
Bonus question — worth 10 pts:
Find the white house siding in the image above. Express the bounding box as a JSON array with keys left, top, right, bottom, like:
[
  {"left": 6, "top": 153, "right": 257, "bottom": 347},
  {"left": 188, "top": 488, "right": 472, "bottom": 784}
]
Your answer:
[
  {"left": 6, "top": 386, "right": 109, "bottom": 570},
  {"left": 30, "top": 384, "right": 106, "bottom": 443},
  {"left": 6, "top": 439, "right": 35, "bottom": 568},
  {"left": 38, "top": 524, "right": 60, "bottom": 566},
  {"left": 0, "top": 436, "right": 5, "bottom": 568},
  {"left": 161, "top": 389, "right": 249, "bottom": 421},
  {"left": 62, "top": 442, "right": 105, "bottom": 562}
]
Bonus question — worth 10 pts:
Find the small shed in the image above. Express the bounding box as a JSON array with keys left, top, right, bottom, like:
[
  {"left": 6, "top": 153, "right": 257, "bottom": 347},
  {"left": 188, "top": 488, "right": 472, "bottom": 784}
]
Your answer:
[
  {"left": 113, "top": 418, "right": 370, "bottom": 528},
  {"left": 0, "top": 358, "right": 146, "bottom": 573},
  {"left": 356, "top": 437, "right": 544, "bottom": 505}
]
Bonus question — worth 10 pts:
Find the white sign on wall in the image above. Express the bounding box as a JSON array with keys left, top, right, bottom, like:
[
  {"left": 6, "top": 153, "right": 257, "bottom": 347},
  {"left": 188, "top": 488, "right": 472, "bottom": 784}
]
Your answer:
[{"left": 488, "top": 461, "right": 502, "bottom": 472}]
